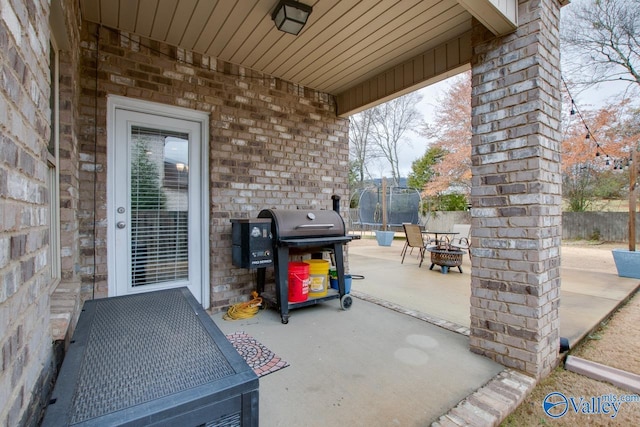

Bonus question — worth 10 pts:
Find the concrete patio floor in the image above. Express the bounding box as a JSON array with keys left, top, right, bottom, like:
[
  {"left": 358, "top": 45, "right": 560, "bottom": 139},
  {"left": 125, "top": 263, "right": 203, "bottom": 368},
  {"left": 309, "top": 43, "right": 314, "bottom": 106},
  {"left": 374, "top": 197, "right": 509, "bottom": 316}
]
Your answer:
[
  {"left": 348, "top": 236, "right": 640, "bottom": 348},
  {"left": 212, "top": 236, "right": 639, "bottom": 426}
]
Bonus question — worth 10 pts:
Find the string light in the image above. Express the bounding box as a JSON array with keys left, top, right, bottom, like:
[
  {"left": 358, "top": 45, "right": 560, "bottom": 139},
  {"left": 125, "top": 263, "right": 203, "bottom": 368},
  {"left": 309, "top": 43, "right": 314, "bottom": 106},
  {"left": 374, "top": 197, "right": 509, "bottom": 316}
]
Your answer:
[
  {"left": 562, "top": 80, "right": 638, "bottom": 174},
  {"left": 561, "top": 76, "right": 614, "bottom": 162}
]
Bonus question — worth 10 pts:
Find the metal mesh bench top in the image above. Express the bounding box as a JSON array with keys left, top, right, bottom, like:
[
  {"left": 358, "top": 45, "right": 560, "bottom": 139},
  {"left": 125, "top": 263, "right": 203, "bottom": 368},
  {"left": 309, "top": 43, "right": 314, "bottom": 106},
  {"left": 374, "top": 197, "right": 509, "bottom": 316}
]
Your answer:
[{"left": 43, "top": 288, "right": 259, "bottom": 426}]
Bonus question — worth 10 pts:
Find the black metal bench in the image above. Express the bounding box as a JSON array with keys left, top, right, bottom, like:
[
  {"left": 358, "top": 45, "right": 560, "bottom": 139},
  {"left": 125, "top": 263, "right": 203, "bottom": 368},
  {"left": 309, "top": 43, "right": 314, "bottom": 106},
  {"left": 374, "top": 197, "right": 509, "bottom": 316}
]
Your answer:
[{"left": 43, "top": 288, "right": 258, "bottom": 426}]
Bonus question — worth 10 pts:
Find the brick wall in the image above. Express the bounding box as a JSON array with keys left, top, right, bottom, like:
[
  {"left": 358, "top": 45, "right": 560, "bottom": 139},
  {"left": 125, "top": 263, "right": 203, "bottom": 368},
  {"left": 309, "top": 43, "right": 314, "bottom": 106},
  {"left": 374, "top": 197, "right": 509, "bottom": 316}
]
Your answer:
[
  {"left": 469, "top": 0, "right": 563, "bottom": 378},
  {"left": 49, "top": 0, "right": 82, "bottom": 380},
  {"left": 58, "top": 45, "right": 81, "bottom": 290},
  {"left": 0, "top": 0, "right": 56, "bottom": 424},
  {"left": 77, "top": 24, "right": 350, "bottom": 309}
]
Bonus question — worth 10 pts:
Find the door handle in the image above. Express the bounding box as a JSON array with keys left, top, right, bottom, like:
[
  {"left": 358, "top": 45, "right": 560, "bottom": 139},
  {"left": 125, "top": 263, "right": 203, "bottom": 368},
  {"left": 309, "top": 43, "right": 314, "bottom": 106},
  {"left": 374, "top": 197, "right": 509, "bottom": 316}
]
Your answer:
[{"left": 117, "top": 221, "right": 126, "bottom": 229}]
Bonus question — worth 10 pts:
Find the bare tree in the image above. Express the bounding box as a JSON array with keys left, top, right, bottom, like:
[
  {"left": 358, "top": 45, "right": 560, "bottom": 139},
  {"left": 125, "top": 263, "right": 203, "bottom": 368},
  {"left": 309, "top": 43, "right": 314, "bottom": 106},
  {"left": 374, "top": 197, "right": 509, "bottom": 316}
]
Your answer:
[
  {"left": 349, "top": 109, "right": 378, "bottom": 185},
  {"left": 561, "top": 0, "right": 640, "bottom": 95},
  {"left": 369, "top": 92, "right": 423, "bottom": 186}
]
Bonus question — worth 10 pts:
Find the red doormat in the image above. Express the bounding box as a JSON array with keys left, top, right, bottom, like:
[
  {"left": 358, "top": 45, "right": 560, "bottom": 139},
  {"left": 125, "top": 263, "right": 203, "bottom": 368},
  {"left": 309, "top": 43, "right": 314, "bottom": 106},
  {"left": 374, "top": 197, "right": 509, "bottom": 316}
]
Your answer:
[{"left": 225, "top": 332, "right": 290, "bottom": 377}]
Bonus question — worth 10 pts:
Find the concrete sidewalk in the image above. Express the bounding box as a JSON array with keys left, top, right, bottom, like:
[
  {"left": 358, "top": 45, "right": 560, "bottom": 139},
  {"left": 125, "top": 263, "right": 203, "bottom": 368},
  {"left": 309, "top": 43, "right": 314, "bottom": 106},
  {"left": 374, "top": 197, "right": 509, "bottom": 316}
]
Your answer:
[{"left": 212, "top": 236, "right": 639, "bottom": 426}]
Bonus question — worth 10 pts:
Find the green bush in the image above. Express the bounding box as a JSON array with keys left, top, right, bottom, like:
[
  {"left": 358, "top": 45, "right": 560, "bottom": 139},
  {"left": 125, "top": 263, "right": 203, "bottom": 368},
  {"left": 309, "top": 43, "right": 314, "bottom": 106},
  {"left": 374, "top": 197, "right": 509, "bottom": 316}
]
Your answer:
[{"left": 422, "top": 193, "right": 468, "bottom": 212}]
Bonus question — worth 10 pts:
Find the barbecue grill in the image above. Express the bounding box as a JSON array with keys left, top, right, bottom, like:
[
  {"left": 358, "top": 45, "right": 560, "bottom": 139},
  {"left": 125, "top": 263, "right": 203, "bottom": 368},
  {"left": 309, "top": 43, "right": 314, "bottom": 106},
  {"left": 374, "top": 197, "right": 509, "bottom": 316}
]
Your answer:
[{"left": 256, "top": 195, "right": 355, "bottom": 323}]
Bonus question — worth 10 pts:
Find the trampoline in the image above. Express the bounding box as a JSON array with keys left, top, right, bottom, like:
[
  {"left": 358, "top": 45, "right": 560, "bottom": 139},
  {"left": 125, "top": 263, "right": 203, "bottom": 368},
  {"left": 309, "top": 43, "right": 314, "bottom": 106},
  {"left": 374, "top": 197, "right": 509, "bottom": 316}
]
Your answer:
[{"left": 354, "top": 186, "right": 421, "bottom": 229}]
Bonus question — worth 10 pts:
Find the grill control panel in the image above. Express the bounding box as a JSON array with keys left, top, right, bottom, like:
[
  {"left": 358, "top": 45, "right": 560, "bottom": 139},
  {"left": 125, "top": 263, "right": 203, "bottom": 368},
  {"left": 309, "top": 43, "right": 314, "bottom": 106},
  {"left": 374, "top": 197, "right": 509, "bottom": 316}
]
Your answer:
[{"left": 231, "top": 218, "right": 274, "bottom": 268}]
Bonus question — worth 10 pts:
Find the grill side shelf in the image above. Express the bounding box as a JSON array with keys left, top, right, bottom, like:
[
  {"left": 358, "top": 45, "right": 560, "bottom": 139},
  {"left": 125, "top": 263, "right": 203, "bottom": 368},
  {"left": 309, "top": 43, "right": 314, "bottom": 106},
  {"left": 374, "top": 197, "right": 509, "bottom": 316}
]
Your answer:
[
  {"left": 278, "top": 236, "right": 353, "bottom": 246},
  {"left": 261, "top": 289, "right": 340, "bottom": 309}
]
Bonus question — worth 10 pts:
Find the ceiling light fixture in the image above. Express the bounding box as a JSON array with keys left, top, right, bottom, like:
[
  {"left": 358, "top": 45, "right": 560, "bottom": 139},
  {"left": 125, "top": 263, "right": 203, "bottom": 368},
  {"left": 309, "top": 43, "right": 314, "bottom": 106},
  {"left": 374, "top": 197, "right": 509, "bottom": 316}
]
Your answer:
[{"left": 272, "top": 0, "right": 312, "bottom": 35}]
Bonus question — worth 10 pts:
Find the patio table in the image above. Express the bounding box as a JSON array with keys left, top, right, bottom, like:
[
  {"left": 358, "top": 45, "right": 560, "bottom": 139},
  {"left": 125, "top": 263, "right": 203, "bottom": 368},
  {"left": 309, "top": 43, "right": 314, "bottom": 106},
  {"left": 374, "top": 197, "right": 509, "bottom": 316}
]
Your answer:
[{"left": 422, "top": 230, "right": 459, "bottom": 246}]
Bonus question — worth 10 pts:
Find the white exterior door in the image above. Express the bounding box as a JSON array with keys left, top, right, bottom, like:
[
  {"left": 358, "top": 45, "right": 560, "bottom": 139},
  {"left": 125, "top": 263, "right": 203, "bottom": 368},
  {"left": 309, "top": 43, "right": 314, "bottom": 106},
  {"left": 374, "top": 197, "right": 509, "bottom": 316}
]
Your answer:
[{"left": 107, "top": 97, "right": 209, "bottom": 307}]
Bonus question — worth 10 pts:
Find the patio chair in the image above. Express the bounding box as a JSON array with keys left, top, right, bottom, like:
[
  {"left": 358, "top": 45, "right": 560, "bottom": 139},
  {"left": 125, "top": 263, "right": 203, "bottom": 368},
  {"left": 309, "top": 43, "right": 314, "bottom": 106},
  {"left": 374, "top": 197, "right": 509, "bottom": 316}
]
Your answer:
[
  {"left": 399, "top": 223, "right": 426, "bottom": 257},
  {"left": 401, "top": 223, "right": 427, "bottom": 267},
  {"left": 449, "top": 223, "right": 471, "bottom": 259}
]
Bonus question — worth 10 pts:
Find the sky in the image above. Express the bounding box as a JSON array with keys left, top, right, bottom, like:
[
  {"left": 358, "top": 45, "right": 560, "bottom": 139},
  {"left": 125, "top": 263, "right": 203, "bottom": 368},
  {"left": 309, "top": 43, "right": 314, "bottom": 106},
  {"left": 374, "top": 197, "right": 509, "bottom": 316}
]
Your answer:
[
  {"left": 366, "top": 80, "right": 447, "bottom": 178},
  {"left": 368, "top": 0, "right": 640, "bottom": 180},
  {"left": 373, "top": 73, "right": 636, "bottom": 180}
]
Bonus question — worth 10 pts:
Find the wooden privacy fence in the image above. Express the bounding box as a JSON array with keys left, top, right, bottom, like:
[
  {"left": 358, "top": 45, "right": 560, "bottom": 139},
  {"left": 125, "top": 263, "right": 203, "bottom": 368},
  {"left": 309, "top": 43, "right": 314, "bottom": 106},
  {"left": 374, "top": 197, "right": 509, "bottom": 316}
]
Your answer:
[
  {"left": 562, "top": 212, "right": 640, "bottom": 243},
  {"left": 348, "top": 210, "right": 640, "bottom": 243}
]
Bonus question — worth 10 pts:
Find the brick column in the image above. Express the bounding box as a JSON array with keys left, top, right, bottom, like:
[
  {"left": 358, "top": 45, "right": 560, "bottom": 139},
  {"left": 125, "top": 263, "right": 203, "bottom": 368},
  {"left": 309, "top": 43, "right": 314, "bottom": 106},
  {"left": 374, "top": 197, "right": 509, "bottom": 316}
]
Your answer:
[{"left": 469, "top": 0, "right": 563, "bottom": 378}]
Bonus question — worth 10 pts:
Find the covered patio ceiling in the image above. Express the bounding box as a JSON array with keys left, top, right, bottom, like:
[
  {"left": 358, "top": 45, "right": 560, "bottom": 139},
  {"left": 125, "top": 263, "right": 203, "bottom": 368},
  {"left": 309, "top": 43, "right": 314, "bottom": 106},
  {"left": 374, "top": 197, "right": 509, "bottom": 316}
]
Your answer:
[{"left": 79, "top": 0, "right": 517, "bottom": 115}]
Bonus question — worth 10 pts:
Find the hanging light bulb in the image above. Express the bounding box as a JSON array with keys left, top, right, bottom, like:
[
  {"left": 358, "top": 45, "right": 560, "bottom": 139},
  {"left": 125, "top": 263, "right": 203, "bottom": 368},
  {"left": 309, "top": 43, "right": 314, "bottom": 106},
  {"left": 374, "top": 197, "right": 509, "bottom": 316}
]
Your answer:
[{"left": 585, "top": 133, "right": 590, "bottom": 140}]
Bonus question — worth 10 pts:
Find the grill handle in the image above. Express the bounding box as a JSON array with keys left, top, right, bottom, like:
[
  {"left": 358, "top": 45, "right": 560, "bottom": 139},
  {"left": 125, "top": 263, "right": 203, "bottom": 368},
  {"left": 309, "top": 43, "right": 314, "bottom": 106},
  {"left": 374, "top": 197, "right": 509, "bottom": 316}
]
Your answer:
[{"left": 295, "top": 224, "right": 335, "bottom": 229}]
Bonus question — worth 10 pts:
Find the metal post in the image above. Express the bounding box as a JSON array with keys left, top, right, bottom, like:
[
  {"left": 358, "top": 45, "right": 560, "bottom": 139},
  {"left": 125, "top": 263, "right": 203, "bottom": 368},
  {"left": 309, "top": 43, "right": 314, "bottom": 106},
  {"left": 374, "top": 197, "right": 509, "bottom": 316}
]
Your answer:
[
  {"left": 382, "top": 177, "right": 388, "bottom": 230},
  {"left": 630, "top": 149, "right": 637, "bottom": 252}
]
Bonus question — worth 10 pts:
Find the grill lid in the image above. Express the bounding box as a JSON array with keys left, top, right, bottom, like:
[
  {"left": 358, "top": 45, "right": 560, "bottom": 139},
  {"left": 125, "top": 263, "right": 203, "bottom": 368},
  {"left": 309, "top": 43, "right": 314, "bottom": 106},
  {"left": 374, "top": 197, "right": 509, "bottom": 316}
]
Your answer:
[{"left": 258, "top": 209, "right": 346, "bottom": 239}]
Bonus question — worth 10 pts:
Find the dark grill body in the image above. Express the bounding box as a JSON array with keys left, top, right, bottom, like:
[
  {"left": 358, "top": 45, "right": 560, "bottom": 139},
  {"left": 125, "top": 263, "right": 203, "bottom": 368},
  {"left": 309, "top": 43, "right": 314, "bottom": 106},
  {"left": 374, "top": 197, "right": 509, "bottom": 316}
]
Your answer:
[
  {"left": 255, "top": 200, "right": 354, "bottom": 323},
  {"left": 258, "top": 208, "right": 347, "bottom": 241}
]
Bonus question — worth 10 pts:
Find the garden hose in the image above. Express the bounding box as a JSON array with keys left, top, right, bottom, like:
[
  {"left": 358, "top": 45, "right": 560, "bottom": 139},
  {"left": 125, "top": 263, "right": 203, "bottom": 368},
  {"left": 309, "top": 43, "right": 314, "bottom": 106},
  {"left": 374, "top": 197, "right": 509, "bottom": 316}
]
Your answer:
[{"left": 223, "top": 291, "right": 263, "bottom": 320}]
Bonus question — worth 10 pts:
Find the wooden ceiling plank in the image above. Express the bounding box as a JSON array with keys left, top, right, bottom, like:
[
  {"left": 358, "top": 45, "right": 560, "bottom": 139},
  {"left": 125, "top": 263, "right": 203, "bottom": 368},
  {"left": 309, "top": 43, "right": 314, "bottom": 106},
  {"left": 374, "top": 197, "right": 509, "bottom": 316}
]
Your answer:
[
  {"left": 302, "top": 2, "right": 461, "bottom": 90},
  {"left": 149, "top": 0, "right": 179, "bottom": 41},
  {"left": 134, "top": 0, "right": 158, "bottom": 36},
  {"left": 219, "top": 0, "right": 274, "bottom": 60},
  {"left": 205, "top": 2, "right": 262, "bottom": 58},
  {"left": 118, "top": 0, "right": 139, "bottom": 32},
  {"left": 227, "top": 19, "right": 275, "bottom": 65},
  {"left": 225, "top": 0, "right": 296, "bottom": 64},
  {"left": 328, "top": 22, "right": 469, "bottom": 94},
  {"left": 423, "top": 49, "right": 436, "bottom": 79},
  {"left": 164, "top": 0, "right": 199, "bottom": 46},
  {"left": 241, "top": 0, "right": 340, "bottom": 70},
  {"left": 282, "top": 0, "right": 419, "bottom": 78},
  {"left": 291, "top": 0, "right": 449, "bottom": 85},
  {"left": 412, "top": 55, "right": 424, "bottom": 84},
  {"left": 336, "top": 39, "right": 471, "bottom": 115},
  {"left": 79, "top": 0, "right": 101, "bottom": 23},
  {"left": 252, "top": 0, "right": 354, "bottom": 72},
  {"left": 178, "top": 0, "right": 219, "bottom": 50},
  {"left": 269, "top": 0, "right": 420, "bottom": 78},
  {"left": 445, "top": 39, "right": 460, "bottom": 69},
  {"left": 194, "top": 0, "right": 236, "bottom": 56},
  {"left": 322, "top": 18, "right": 469, "bottom": 94},
  {"left": 321, "top": 14, "right": 468, "bottom": 93},
  {"left": 100, "top": 0, "right": 119, "bottom": 27},
  {"left": 434, "top": 44, "right": 448, "bottom": 75}
]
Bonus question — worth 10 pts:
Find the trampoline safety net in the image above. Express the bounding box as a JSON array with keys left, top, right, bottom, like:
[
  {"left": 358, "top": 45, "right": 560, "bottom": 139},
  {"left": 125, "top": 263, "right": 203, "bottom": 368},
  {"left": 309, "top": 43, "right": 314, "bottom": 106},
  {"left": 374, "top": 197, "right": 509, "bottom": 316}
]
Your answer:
[{"left": 356, "top": 186, "right": 421, "bottom": 228}]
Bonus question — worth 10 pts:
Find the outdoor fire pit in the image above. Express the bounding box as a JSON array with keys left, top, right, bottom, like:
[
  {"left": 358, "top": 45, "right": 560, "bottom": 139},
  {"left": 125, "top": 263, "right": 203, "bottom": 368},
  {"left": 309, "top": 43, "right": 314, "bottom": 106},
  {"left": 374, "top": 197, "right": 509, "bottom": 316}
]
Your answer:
[{"left": 427, "top": 247, "right": 465, "bottom": 274}]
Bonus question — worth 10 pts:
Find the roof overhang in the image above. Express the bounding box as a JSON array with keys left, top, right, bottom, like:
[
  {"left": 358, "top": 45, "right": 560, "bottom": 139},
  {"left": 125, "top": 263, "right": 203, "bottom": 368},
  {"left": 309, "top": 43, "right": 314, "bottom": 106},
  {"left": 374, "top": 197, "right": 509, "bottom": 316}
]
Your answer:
[{"left": 78, "top": 0, "right": 518, "bottom": 116}]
